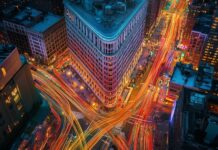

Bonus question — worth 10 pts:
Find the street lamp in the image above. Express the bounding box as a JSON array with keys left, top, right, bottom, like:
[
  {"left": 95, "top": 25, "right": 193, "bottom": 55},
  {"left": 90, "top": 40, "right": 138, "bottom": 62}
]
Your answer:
[
  {"left": 66, "top": 70, "right": 72, "bottom": 77},
  {"left": 72, "top": 81, "right": 78, "bottom": 88},
  {"left": 79, "top": 85, "right": 85, "bottom": 90},
  {"left": 92, "top": 102, "right": 98, "bottom": 110}
]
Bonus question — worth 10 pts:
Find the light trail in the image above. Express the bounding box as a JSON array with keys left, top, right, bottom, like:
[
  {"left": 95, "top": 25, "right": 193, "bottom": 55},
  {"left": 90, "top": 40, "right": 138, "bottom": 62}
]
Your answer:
[
  {"left": 32, "top": 69, "right": 87, "bottom": 150},
  {"left": 126, "top": 0, "right": 189, "bottom": 149},
  {"left": 26, "top": 0, "right": 190, "bottom": 149}
]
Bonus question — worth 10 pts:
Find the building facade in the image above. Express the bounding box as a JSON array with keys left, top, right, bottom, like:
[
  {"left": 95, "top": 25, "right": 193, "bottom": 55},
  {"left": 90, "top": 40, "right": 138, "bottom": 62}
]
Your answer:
[
  {"left": 145, "top": 0, "right": 165, "bottom": 34},
  {"left": 27, "top": 14, "right": 66, "bottom": 64},
  {"left": 168, "top": 62, "right": 214, "bottom": 100},
  {"left": 174, "top": 88, "right": 218, "bottom": 149},
  {"left": 202, "top": 9, "right": 218, "bottom": 79},
  {"left": 64, "top": 0, "right": 148, "bottom": 108},
  {"left": 0, "top": 44, "right": 40, "bottom": 148},
  {"left": 3, "top": 7, "right": 67, "bottom": 65},
  {"left": 189, "top": 31, "right": 207, "bottom": 70},
  {"left": 168, "top": 62, "right": 218, "bottom": 149},
  {"left": 182, "top": 3, "right": 200, "bottom": 41},
  {"left": 188, "top": 12, "right": 213, "bottom": 70}
]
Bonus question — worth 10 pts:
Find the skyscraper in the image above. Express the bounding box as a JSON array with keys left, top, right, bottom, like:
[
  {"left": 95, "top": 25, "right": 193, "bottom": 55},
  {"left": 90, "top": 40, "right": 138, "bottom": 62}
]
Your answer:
[
  {"left": 182, "top": 2, "right": 200, "bottom": 41},
  {"left": 202, "top": 9, "right": 218, "bottom": 79},
  {"left": 174, "top": 88, "right": 218, "bottom": 149},
  {"left": 3, "top": 7, "right": 67, "bottom": 65},
  {"left": 188, "top": 14, "right": 212, "bottom": 70},
  {"left": 64, "top": 0, "right": 148, "bottom": 108},
  {"left": 145, "top": 0, "right": 164, "bottom": 33},
  {"left": 168, "top": 62, "right": 214, "bottom": 100},
  {"left": 0, "top": 44, "right": 40, "bottom": 148}
]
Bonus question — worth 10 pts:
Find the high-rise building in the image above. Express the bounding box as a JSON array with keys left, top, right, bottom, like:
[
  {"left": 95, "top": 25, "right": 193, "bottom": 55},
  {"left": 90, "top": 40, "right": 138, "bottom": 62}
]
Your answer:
[
  {"left": 188, "top": 14, "right": 212, "bottom": 70},
  {"left": 212, "top": 79, "right": 218, "bottom": 96},
  {"left": 174, "top": 88, "right": 218, "bottom": 149},
  {"left": 145, "top": 0, "right": 165, "bottom": 33},
  {"left": 202, "top": 9, "right": 218, "bottom": 79},
  {"left": 64, "top": 0, "right": 148, "bottom": 108},
  {"left": 168, "top": 62, "right": 218, "bottom": 149},
  {"left": 183, "top": 0, "right": 217, "bottom": 41},
  {"left": 3, "top": 7, "right": 67, "bottom": 65},
  {"left": 0, "top": 44, "right": 40, "bottom": 148},
  {"left": 168, "top": 62, "right": 214, "bottom": 100},
  {"left": 183, "top": 6, "right": 198, "bottom": 40},
  {"left": 189, "top": 31, "right": 207, "bottom": 69}
]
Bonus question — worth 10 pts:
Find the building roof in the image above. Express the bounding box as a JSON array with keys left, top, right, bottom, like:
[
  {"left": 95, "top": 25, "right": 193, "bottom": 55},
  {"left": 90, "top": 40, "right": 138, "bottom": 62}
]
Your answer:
[
  {"left": 64, "top": 0, "right": 147, "bottom": 41},
  {"left": 0, "top": 44, "right": 15, "bottom": 64},
  {"left": 6, "top": 7, "right": 43, "bottom": 27},
  {"left": 171, "top": 62, "right": 214, "bottom": 91},
  {"left": 30, "top": 14, "right": 62, "bottom": 32},
  {"left": 193, "top": 14, "right": 213, "bottom": 34},
  {"left": 195, "top": 62, "right": 214, "bottom": 90},
  {"left": 171, "top": 63, "right": 196, "bottom": 87},
  {"left": 4, "top": 7, "right": 62, "bottom": 33},
  {"left": 189, "top": 92, "right": 206, "bottom": 110},
  {"left": 14, "top": 7, "right": 42, "bottom": 20}
]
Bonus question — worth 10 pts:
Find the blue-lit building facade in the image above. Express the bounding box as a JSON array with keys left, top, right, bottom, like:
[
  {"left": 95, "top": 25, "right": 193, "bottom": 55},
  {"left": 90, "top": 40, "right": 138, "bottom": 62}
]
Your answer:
[
  {"left": 168, "top": 62, "right": 218, "bottom": 149},
  {"left": 202, "top": 9, "right": 218, "bottom": 79},
  {"left": 64, "top": 0, "right": 148, "bottom": 108}
]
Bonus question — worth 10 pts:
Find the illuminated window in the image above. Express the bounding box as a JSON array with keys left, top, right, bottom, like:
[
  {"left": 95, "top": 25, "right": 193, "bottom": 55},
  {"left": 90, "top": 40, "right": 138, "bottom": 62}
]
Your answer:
[
  {"left": 14, "top": 95, "right": 20, "bottom": 103},
  {"left": 11, "top": 88, "right": 18, "bottom": 96},
  {"left": 1, "top": 67, "right": 6, "bottom": 77},
  {"left": 17, "top": 103, "right": 23, "bottom": 111},
  {"left": 5, "top": 97, "right": 11, "bottom": 104}
]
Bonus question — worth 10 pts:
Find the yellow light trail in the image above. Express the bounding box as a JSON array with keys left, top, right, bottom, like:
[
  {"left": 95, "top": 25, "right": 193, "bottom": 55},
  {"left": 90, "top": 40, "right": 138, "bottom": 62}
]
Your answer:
[{"left": 28, "top": 0, "right": 190, "bottom": 149}]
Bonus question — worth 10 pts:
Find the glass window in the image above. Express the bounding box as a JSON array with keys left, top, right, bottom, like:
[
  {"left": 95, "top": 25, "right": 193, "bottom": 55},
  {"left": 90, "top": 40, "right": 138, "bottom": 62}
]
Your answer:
[{"left": 5, "top": 97, "right": 11, "bottom": 105}]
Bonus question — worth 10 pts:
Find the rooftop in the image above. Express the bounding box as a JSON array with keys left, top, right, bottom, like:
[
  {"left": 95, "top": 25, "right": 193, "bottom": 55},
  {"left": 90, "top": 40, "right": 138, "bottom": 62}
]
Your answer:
[
  {"left": 189, "top": 92, "right": 206, "bottom": 110},
  {"left": 171, "top": 62, "right": 214, "bottom": 91},
  {"left": 195, "top": 62, "right": 214, "bottom": 90},
  {"left": 15, "top": 7, "right": 42, "bottom": 20},
  {"left": 4, "top": 7, "right": 62, "bottom": 33},
  {"left": 171, "top": 63, "right": 196, "bottom": 87},
  {"left": 193, "top": 14, "right": 213, "bottom": 34},
  {"left": 6, "top": 7, "right": 43, "bottom": 27},
  {"left": 64, "top": 0, "right": 146, "bottom": 41},
  {"left": 30, "top": 14, "right": 62, "bottom": 32},
  {"left": 0, "top": 44, "right": 15, "bottom": 64}
]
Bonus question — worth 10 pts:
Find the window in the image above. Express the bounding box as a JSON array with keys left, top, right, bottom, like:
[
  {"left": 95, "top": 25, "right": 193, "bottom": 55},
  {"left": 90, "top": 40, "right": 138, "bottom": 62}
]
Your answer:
[
  {"left": 11, "top": 88, "right": 18, "bottom": 96},
  {"left": 1, "top": 67, "right": 6, "bottom": 77},
  {"left": 5, "top": 97, "right": 11, "bottom": 105},
  {"left": 14, "top": 94, "right": 20, "bottom": 104}
]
